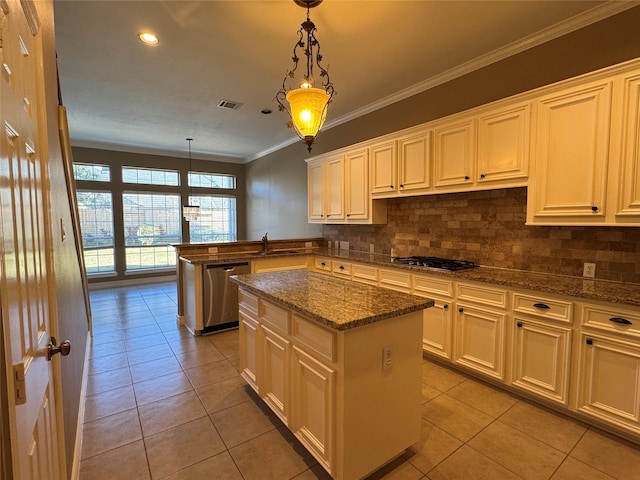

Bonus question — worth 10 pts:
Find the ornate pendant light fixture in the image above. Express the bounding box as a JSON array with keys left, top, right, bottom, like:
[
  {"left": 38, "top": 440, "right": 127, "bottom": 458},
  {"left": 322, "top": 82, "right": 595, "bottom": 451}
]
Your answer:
[
  {"left": 275, "top": 0, "right": 335, "bottom": 153},
  {"left": 182, "top": 138, "right": 200, "bottom": 222}
]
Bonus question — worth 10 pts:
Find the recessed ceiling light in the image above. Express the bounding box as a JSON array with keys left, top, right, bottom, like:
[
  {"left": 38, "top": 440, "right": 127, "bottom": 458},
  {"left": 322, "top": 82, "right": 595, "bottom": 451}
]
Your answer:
[
  {"left": 261, "top": 109, "right": 272, "bottom": 115},
  {"left": 138, "top": 31, "right": 159, "bottom": 46}
]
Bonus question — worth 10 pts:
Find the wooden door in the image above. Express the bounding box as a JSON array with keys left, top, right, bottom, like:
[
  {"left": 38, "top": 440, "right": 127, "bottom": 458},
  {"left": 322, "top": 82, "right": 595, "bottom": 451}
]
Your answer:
[{"left": 0, "top": 1, "right": 63, "bottom": 477}]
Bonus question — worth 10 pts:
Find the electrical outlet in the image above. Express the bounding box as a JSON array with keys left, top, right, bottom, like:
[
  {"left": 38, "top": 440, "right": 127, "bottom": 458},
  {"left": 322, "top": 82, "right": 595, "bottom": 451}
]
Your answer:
[
  {"left": 382, "top": 346, "right": 392, "bottom": 372},
  {"left": 370, "top": 243, "right": 375, "bottom": 253},
  {"left": 583, "top": 262, "right": 596, "bottom": 278},
  {"left": 208, "top": 247, "right": 218, "bottom": 254},
  {"left": 305, "top": 242, "right": 312, "bottom": 248},
  {"left": 339, "top": 241, "right": 349, "bottom": 251}
]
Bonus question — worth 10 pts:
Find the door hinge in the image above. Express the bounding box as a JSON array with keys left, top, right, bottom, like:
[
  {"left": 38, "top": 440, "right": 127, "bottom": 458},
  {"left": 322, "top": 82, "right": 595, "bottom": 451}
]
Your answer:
[{"left": 13, "top": 362, "right": 26, "bottom": 405}]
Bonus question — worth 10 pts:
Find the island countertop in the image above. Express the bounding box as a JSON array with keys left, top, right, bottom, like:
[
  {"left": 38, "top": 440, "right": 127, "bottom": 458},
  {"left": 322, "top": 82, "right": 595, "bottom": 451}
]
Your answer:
[{"left": 230, "top": 269, "right": 434, "bottom": 331}]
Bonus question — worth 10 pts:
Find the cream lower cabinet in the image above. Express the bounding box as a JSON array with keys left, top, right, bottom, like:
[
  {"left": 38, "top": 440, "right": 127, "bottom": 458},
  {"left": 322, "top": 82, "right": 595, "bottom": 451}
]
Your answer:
[
  {"left": 454, "top": 283, "right": 508, "bottom": 381},
  {"left": 261, "top": 325, "right": 290, "bottom": 424},
  {"left": 413, "top": 273, "right": 454, "bottom": 360},
  {"left": 251, "top": 255, "right": 310, "bottom": 273}
]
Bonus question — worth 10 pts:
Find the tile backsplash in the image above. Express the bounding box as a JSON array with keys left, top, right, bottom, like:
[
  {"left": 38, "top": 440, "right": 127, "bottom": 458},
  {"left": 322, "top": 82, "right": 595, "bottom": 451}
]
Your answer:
[{"left": 323, "top": 187, "right": 640, "bottom": 283}]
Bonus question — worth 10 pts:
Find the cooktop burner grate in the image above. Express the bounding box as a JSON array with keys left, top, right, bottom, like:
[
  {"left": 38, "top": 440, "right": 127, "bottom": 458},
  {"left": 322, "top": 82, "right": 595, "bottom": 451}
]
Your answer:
[{"left": 393, "top": 256, "right": 478, "bottom": 271}]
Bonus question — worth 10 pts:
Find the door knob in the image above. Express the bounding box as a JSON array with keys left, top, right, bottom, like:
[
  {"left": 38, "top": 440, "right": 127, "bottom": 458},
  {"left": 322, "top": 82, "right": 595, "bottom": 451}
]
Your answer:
[{"left": 47, "top": 337, "right": 71, "bottom": 361}]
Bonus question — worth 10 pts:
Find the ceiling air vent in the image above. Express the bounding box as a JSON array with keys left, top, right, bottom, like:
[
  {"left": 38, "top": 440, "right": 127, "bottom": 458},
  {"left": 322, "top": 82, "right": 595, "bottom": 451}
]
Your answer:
[{"left": 217, "top": 100, "right": 243, "bottom": 110}]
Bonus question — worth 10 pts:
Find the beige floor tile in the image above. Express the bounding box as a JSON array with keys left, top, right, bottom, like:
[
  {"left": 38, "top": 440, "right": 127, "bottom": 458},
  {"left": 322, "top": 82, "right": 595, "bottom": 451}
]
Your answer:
[
  {"left": 145, "top": 416, "right": 226, "bottom": 479},
  {"left": 84, "top": 384, "right": 137, "bottom": 422},
  {"left": 421, "top": 361, "right": 468, "bottom": 392},
  {"left": 570, "top": 428, "right": 640, "bottom": 480},
  {"left": 228, "top": 355, "right": 241, "bottom": 372},
  {"left": 551, "top": 457, "right": 616, "bottom": 480},
  {"left": 86, "top": 366, "right": 132, "bottom": 396},
  {"left": 428, "top": 445, "right": 521, "bottom": 480},
  {"left": 229, "top": 427, "right": 316, "bottom": 480},
  {"left": 125, "top": 344, "right": 174, "bottom": 366},
  {"left": 175, "top": 345, "right": 225, "bottom": 370},
  {"left": 421, "top": 383, "right": 441, "bottom": 403},
  {"left": 138, "top": 390, "right": 207, "bottom": 437},
  {"left": 421, "top": 394, "right": 493, "bottom": 442},
  {"left": 498, "top": 400, "right": 587, "bottom": 453},
  {"left": 291, "top": 464, "right": 333, "bottom": 479},
  {"left": 129, "top": 355, "right": 183, "bottom": 384},
  {"left": 125, "top": 333, "right": 168, "bottom": 351},
  {"left": 366, "top": 456, "right": 425, "bottom": 480},
  {"left": 122, "top": 324, "right": 162, "bottom": 339},
  {"left": 469, "top": 422, "right": 565, "bottom": 480},
  {"left": 88, "top": 351, "right": 129, "bottom": 375},
  {"left": 89, "top": 339, "right": 126, "bottom": 359},
  {"left": 210, "top": 398, "right": 281, "bottom": 448},
  {"left": 162, "top": 451, "right": 244, "bottom": 480},
  {"left": 207, "top": 329, "right": 240, "bottom": 358},
  {"left": 133, "top": 371, "right": 193, "bottom": 406},
  {"left": 169, "top": 335, "right": 218, "bottom": 355},
  {"left": 81, "top": 409, "right": 142, "bottom": 459},
  {"left": 184, "top": 358, "right": 238, "bottom": 389},
  {"left": 79, "top": 440, "right": 150, "bottom": 480},
  {"left": 405, "top": 419, "right": 463, "bottom": 474},
  {"left": 196, "top": 376, "right": 253, "bottom": 414},
  {"left": 446, "top": 378, "right": 518, "bottom": 418}
]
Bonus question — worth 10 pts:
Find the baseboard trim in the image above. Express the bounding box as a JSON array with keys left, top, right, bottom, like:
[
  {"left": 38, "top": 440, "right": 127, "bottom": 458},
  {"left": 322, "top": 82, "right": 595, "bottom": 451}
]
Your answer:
[{"left": 70, "top": 330, "right": 91, "bottom": 480}]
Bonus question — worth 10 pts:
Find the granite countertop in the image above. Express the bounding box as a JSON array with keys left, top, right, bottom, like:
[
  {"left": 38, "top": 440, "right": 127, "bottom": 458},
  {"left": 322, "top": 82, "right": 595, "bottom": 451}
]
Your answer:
[
  {"left": 314, "top": 249, "right": 640, "bottom": 308},
  {"left": 180, "top": 248, "right": 318, "bottom": 265},
  {"left": 230, "top": 270, "right": 434, "bottom": 331}
]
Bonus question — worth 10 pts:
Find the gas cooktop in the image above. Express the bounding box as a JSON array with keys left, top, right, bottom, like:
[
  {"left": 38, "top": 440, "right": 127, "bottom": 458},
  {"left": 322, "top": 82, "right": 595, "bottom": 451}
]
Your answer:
[{"left": 392, "top": 256, "right": 479, "bottom": 271}]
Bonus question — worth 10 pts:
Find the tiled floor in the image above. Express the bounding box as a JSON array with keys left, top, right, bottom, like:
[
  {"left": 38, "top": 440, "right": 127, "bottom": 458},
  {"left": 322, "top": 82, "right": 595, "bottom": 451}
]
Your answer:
[{"left": 80, "top": 282, "right": 640, "bottom": 480}]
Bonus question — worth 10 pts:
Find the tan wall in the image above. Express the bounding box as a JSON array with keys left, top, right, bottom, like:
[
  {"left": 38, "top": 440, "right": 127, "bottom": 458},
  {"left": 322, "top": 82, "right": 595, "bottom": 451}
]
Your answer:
[{"left": 245, "top": 6, "right": 640, "bottom": 242}]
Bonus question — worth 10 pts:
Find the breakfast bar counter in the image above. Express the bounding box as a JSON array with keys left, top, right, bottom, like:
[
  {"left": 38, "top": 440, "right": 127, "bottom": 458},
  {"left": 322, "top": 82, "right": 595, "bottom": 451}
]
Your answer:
[{"left": 230, "top": 270, "right": 434, "bottom": 480}]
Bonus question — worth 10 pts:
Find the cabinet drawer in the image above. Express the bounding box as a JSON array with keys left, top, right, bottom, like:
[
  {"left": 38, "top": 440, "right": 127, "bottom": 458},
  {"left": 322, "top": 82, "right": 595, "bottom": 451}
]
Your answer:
[
  {"left": 379, "top": 268, "right": 411, "bottom": 293},
  {"left": 513, "top": 293, "right": 572, "bottom": 323},
  {"left": 293, "top": 314, "right": 336, "bottom": 363},
  {"left": 239, "top": 288, "right": 259, "bottom": 315},
  {"left": 331, "top": 261, "right": 352, "bottom": 277},
  {"left": 314, "top": 257, "right": 332, "bottom": 274},
  {"left": 260, "top": 300, "right": 291, "bottom": 334},
  {"left": 456, "top": 283, "right": 508, "bottom": 309},
  {"left": 413, "top": 274, "right": 453, "bottom": 298},
  {"left": 582, "top": 305, "right": 640, "bottom": 339},
  {"left": 352, "top": 263, "right": 378, "bottom": 285}
]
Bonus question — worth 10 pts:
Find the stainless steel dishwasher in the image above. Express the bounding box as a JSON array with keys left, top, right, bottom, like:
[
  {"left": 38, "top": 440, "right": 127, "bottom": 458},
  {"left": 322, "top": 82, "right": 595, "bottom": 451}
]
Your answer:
[{"left": 202, "top": 261, "right": 251, "bottom": 334}]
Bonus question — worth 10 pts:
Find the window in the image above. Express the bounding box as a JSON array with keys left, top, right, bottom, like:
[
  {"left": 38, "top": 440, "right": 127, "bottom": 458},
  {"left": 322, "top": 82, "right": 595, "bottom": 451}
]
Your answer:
[
  {"left": 189, "top": 172, "right": 236, "bottom": 189},
  {"left": 77, "top": 191, "right": 115, "bottom": 273},
  {"left": 73, "top": 163, "right": 110, "bottom": 182},
  {"left": 122, "top": 166, "right": 179, "bottom": 186},
  {"left": 122, "top": 193, "right": 181, "bottom": 271},
  {"left": 188, "top": 195, "right": 237, "bottom": 243}
]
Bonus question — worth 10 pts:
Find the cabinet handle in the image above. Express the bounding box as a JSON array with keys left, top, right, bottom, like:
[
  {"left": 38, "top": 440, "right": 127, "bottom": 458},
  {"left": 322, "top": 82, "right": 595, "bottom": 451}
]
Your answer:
[
  {"left": 533, "top": 303, "right": 550, "bottom": 310},
  {"left": 443, "top": 304, "right": 448, "bottom": 310},
  {"left": 480, "top": 174, "right": 486, "bottom": 179},
  {"left": 464, "top": 176, "right": 470, "bottom": 181},
  {"left": 458, "top": 307, "right": 464, "bottom": 313},
  {"left": 339, "top": 265, "right": 345, "bottom": 270},
  {"left": 591, "top": 206, "right": 598, "bottom": 212},
  {"left": 586, "top": 338, "right": 593, "bottom": 345},
  {"left": 609, "top": 317, "right": 632, "bottom": 325},
  {"left": 517, "top": 322, "right": 523, "bottom": 328},
  {"left": 321, "top": 262, "right": 326, "bottom": 267}
]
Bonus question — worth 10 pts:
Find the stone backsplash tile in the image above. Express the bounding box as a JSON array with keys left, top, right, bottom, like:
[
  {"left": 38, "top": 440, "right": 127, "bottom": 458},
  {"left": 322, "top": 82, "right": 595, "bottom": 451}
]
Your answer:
[{"left": 323, "top": 187, "right": 640, "bottom": 283}]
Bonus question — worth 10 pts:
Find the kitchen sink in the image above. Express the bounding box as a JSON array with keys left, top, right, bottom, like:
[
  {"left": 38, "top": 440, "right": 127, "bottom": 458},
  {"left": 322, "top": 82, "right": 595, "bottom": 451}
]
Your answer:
[{"left": 253, "top": 250, "right": 300, "bottom": 256}]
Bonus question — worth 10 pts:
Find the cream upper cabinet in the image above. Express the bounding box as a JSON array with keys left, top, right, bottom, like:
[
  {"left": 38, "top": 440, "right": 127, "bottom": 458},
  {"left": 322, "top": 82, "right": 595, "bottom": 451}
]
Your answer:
[
  {"left": 344, "top": 148, "right": 368, "bottom": 221},
  {"left": 477, "top": 102, "right": 530, "bottom": 185},
  {"left": 433, "top": 118, "right": 476, "bottom": 190},
  {"left": 370, "top": 140, "right": 397, "bottom": 195},
  {"left": 325, "top": 154, "right": 345, "bottom": 222},
  {"left": 614, "top": 72, "right": 640, "bottom": 222},
  {"left": 527, "top": 79, "right": 612, "bottom": 224},
  {"left": 307, "top": 158, "right": 326, "bottom": 222}
]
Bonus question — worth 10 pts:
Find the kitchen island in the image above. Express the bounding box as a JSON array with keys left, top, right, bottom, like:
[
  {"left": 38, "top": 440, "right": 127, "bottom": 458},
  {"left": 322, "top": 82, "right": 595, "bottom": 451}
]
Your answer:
[{"left": 230, "top": 270, "right": 434, "bottom": 480}]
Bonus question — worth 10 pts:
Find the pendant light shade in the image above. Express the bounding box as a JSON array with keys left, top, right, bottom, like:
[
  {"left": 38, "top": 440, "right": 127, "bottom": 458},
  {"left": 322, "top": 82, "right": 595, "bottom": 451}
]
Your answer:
[
  {"left": 286, "top": 86, "right": 330, "bottom": 144},
  {"left": 182, "top": 138, "right": 200, "bottom": 222}
]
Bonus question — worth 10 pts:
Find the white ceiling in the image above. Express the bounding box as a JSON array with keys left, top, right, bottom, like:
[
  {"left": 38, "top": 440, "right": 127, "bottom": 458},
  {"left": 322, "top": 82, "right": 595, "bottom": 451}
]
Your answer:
[{"left": 53, "top": 1, "right": 634, "bottom": 164}]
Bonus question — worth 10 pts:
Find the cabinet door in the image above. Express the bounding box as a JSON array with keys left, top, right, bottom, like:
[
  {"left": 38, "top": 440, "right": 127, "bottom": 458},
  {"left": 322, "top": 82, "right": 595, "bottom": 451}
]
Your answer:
[
  {"left": 370, "top": 140, "right": 397, "bottom": 195},
  {"left": 454, "top": 304, "right": 506, "bottom": 380},
  {"left": 530, "top": 80, "right": 611, "bottom": 221},
  {"left": 291, "top": 346, "right": 335, "bottom": 472},
  {"left": 577, "top": 334, "right": 640, "bottom": 435},
  {"left": 616, "top": 72, "right": 640, "bottom": 221},
  {"left": 422, "top": 299, "right": 453, "bottom": 360},
  {"left": 345, "top": 148, "right": 369, "bottom": 220},
  {"left": 398, "top": 131, "right": 431, "bottom": 192},
  {"left": 307, "top": 159, "right": 325, "bottom": 222},
  {"left": 261, "top": 325, "right": 290, "bottom": 425},
  {"left": 477, "top": 103, "right": 530, "bottom": 185},
  {"left": 239, "top": 311, "right": 259, "bottom": 392},
  {"left": 512, "top": 318, "right": 572, "bottom": 405},
  {"left": 325, "top": 155, "right": 345, "bottom": 221},
  {"left": 433, "top": 119, "right": 476, "bottom": 189}
]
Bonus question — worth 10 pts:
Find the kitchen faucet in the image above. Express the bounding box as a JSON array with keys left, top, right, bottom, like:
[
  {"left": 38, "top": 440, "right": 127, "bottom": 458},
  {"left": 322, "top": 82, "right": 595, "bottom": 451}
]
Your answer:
[{"left": 261, "top": 232, "right": 268, "bottom": 252}]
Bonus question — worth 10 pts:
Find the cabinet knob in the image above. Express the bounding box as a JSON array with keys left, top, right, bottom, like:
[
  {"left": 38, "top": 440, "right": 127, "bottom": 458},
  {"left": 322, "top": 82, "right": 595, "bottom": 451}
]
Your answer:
[
  {"left": 443, "top": 304, "right": 448, "bottom": 310},
  {"left": 609, "top": 317, "right": 632, "bottom": 325},
  {"left": 346, "top": 214, "right": 350, "bottom": 217},
  {"left": 586, "top": 338, "right": 593, "bottom": 345},
  {"left": 458, "top": 307, "right": 464, "bottom": 313},
  {"left": 464, "top": 176, "right": 470, "bottom": 181},
  {"left": 533, "top": 303, "right": 550, "bottom": 310},
  {"left": 339, "top": 265, "right": 345, "bottom": 270},
  {"left": 321, "top": 262, "right": 326, "bottom": 267},
  {"left": 390, "top": 185, "right": 394, "bottom": 189},
  {"left": 480, "top": 174, "right": 486, "bottom": 179},
  {"left": 400, "top": 184, "right": 404, "bottom": 188},
  {"left": 591, "top": 206, "right": 598, "bottom": 212},
  {"left": 517, "top": 322, "right": 523, "bottom": 328}
]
